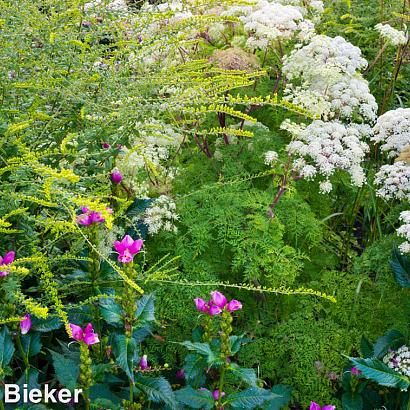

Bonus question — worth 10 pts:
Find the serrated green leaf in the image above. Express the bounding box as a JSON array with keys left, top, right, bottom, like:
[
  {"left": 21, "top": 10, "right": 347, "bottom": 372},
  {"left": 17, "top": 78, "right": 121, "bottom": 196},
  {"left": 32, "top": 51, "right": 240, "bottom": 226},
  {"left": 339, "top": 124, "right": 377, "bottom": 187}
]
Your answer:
[
  {"left": 31, "top": 316, "right": 62, "bottom": 332},
  {"left": 374, "top": 330, "right": 405, "bottom": 358},
  {"left": 390, "top": 248, "right": 410, "bottom": 288},
  {"left": 0, "top": 326, "right": 15, "bottom": 368},
  {"left": 175, "top": 386, "right": 214, "bottom": 409},
  {"left": 17, "top": 368, "right": 40, "bottom": 394},
  {"left": 360, "top": 336, "right": 373, "bottom": 359},
  {"left": 181, "top": 341, "right": 216, "bottom": 365},
  {"left": 342, "top": 392, "right": 363, "bottom": 410},
  {"left": 134, "top": 374, "right": 177, "bottom": 409},
  {"left": 112, "top": 334, "right": 138, "bottom": 382},
  {"left": 21, "top": 332, "right": 42, "bottom": 357},
  {"left": 183, "top": 354, "right": 207, "bottom": 388},
  {"left": 136, "top": 293, "right": 155, "bottom": 322},
  {"left": 262, "top": 385, "right": 292, "bottom": 410},
  {"left": 350, "top": 357, "right": 410, "bottom": 390},
  {"left": 100, "top": 298, "right": 124, "bottom": 326},
  {"left": 226, "top": 387, "right": 275, "bottom": 409},
  {"left": 50, "top": 350, "right": 79, "bottom": 390},
  {"left": 229, "top": 364, "right": 257, "bottom": 386}
]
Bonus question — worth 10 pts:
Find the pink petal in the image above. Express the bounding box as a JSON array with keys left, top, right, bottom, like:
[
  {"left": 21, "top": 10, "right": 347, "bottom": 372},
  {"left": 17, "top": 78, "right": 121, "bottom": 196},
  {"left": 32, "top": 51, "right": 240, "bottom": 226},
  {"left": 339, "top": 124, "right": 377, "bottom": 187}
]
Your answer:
[
  {"left": 140, "top": 354, "right": 148, "bottom": 370},
  {"left": 77, "top": 214, "right": 91, "bottom": 226},
  {"left": 310, "top": 402, "right": 321, "bottom": 410},
  {"left": 194, "top": 298, "right": 208, "bottom": 312},
  {"left": 118, "top": 249, "right": 134, "bottom": 263},
  {"left": 322, "top": 406, "right": 335, "bottom": 410},
  {"left": 129, "top": 239, "right": 143, "bottom": 254},
  {"left": 20, "top": 314, "right": 31, "bottom": 335},
  {"left": 83, "top": 332, "right": 100, "bottom": 346},
  {"left": 81, "top": 207, "right": 90, "bottom": 213},
  {"left": 114, "top": 240, "right": 126, "bottom": 253},
  {"left": 210, "top": 291, "right": 227, "bottom": 309},
  {"left": 69, "top": 324, "right": 84, "bottom": 341},
  {"left": 209, "top": 305, "right": 222, "bottom": 316},
  {"left": 0, "top": 256, "right": 3, "bottom": 265},
  {"left": 227, "top": 300, "right": 242, "bottom": 312},
  {"left": 121, "top": 235, "right": 134, "bottom": 248},
  {"left": 3, "top": 251, "right": 15, "bottom": 265},
  {"left": 0, "top": 270, "right": 8, "bottom": 277},
  {"left": 84, "top": 323, "right": 94, "bottom": 335}
]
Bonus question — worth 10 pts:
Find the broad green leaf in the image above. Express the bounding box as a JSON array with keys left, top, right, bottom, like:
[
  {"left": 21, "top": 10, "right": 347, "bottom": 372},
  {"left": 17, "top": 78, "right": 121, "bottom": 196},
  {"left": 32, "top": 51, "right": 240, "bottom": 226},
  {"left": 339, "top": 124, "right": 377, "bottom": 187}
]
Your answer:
[
  {"left": 136, "top": 293, "right": 155, "bottom": 322},
  {"left": 262, "top": 385, "right": 292, "bottom": 410},
  {"left": 90, "top": 383, "right": 121, "bottom": 405},
  {"left": 134, "top": 374, "right": 177, "bottom": 409},
  {"left": 50, "top": 350, "right": 79, "bottom": 391},
  {"left": 373, "top": 329, "right": 404, "bottom": 358},
  {"left": 390, "top": 248, "right": 410, "bottom": 288},
  {"left": 112, "top": 334, "right": 138, "bottom": 382},
  {"left": 350, "top": 357, "right": 410, "bottom": 390},
  {"left": 342, "top": 392, "right": 363, "bottom": 410},
  {"left": 226, "top": 387, "right": 275, "bottom": 409},
  {"left": 17, "top": 368, "right": 40, "bottom": 394},
  {"left": 181, "top": 341, "right": 216, "bottom": 365},
  {"left": 360, "top": 336, "right": 373, "bottom": 359},
  {"left": 100, "top": 298, "right": 124, "bottom": 326},
  {"left": 229, "top": 364, "right": 257, "bottom": 386},
  {"left": 0, "top": 326, "right": 15, "bottom": 368},
  {"left": 21, "top": 332, "right": 42, "bottom": 357},
  {"left": 183, "top": 354, "right": 207, "bottom": 388},
  {"left": 31, "top": 316, "right": 62, "bottom": 332},
  {"left": 175, "top": 386, "right": 214, "bottom": 409}
]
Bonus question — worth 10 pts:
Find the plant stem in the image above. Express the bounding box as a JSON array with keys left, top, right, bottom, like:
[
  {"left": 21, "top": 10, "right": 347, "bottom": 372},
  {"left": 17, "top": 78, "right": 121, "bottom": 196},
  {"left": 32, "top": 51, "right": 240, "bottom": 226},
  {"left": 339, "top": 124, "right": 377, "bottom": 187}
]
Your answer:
[{"left": 217, "top": 365, "right": 226, "bottom": 409}]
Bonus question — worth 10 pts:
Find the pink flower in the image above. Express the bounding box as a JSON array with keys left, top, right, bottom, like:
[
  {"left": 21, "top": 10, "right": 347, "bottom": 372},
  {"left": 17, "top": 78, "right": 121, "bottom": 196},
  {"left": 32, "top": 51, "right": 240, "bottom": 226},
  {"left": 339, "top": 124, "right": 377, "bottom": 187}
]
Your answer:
[
  {"left": 69, "top": 323, "right": 99, "bottom": 346},
  {"left": 209, "top": 305, "right": 223, "bottom": 316},
  {"left": 0, "top": 251, "right": 15, "bottom": 277},
  {"left": 226, "top": 300, "right": 242, "bottom": 312},
  {"left": 111, "top": 170, "right": 123, "bottom": 184},
  {"left": 102, "top": 142, "right": 110, "bottom": 149},
  {"left": 176, "top": 369, "right": 185, "bottom": 379},
  {"left": 20, "top": 314, "right": 31, "bottom": 335},
  {"left": 310, "top": 402, "right": 335, "bottom": 410},
  {"left": 210, "top": 291, "right": 227, "bottom": 309},
  {"left": 140, "top": 355, "right": 148, "bottom": 370},
  {"left": 114, "top": 235, "right": 143, "bottom": 263},
  {"left": 194, "top": 298, "right": 209, "bottom": 313},
  {"left": 76, "top": 208, "right": 106, "bottom": 226},
  {"left": 351, "top": 367, "right": 361, "bottom": 376},
  {"left": 212, "top": 390, "right": 225, "bottom": 400}
]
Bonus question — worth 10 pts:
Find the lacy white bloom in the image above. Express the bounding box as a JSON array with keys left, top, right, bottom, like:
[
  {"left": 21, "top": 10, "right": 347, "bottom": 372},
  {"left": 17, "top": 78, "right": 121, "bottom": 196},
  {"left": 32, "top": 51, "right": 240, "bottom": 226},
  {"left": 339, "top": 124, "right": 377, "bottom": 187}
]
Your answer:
[
  {"left": 375, "top": 162, "right": 410, "bottom": 201},
  {"left": 375, "top": 24, "right": 407, "bottom": 46},
  {"left": 264, "top": 151, "right": 279, "bottom": 165},
  {"left": 383, "top": 345, "right": 410, "bottom": 376},
  {"left": 372, "top": 108, "right": 410, "bottom": 158},
  {"left": 283, "top": 35, "right": 368, "bottom": 79},
  {"left": 143, "top": 195, "right": 178, "bottom": 235},
  {"left": 287, "top": 120, "right": 369, "bottom": 191},
  {"left": 85, "top": 0, "right": 128, "bottom": 12},
  {"left": 241, "top": 1, "right": 304, "bottom": 49}
]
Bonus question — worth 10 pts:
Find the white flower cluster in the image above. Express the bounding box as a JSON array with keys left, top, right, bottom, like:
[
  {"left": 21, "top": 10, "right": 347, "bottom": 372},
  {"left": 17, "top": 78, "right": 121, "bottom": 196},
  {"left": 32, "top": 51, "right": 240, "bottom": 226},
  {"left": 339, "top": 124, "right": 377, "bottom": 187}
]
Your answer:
[
  {"left": 371, "top": 108, "right": 410, "bottom": 158},
  {"left": 143, "top": 195, "right": 178, "bottom": 235},
  {"left": 397, "top": 212, "right": 410, "bottom": 254},
  {"left": 85, "top": 0, "right": 128, "bottom": 12},
  {"left": 375, "top": 24, "right": 407, "bottom": 46},
  {"left": 287, "top": 120, "right": 370, "bottom": 193},
  {"left": 283, "top": 35, "right": 377, "bottom": 121},
  {"left": 374, "top": 162, "right": 410, "bottom": 201},
  {"left": 264, "top": 151, "right": 279, "bottom": 165},
  {"left": 383, "top": 345, "right": 410, "bottom": 376},
  {"left": 240, "top": 1, "right": 305, "bottom": 49}
]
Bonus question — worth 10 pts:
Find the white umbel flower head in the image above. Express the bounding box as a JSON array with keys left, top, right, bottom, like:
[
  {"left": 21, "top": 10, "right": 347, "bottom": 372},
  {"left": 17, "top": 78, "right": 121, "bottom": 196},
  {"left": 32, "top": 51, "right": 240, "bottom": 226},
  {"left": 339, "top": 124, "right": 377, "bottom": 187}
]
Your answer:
[
  {"left": 264, "top": 151, "right": 279, "bottom": 165},
  {"left": 375, "top": 24, "right": 407, "bottom": 46},
  {"left": 374, "top": 161, "right": 410, "bottom": 201},
  {"left": 383, "top": 345, "right": 410, "bottom": 375},
  {"left": 372, "top": 108, "right": 410, "bottom": 158}
]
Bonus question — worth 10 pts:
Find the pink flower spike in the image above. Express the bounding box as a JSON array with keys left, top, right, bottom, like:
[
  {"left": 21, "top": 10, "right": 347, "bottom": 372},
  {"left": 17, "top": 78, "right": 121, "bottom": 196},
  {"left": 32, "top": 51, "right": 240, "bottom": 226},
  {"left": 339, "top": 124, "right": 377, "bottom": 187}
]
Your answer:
[
  {"left": 140, "top": 355, "right": 148, "bottom": 370},
  {"left": 351, "top": 367, "right": 361, "bottom": 376},
  {"left": 111, "top": 170, "right": 123, "bottom": 184},
  {"left": 212, "top": 390, "right": 225, "bottom": 400},
  {"left": 83, "top": 330, "right": 100, "bottom": 346},
  {"left": 209, "top": 305, "right": 222, "bottom": 316},
  {"left": 309, "top": 403, "right": 321, "bottom": 410},
  {"left": 20, "top": 314, "right": 31, "bottom": 335},
  {"left": 194, "top": 298, "right": 209, "bottom": 313},
  {"left": 227, "top": 299, "right": 242, "bottom": 312},
  {"left": 114, "top": 235, "right": 143, "bottom": 264},
  {"left": 89, "top": 211, "right": 105, "bottom": 224},
  {"left": 322, "top": 406, "right": 336, "bottom": 410},
  {"left": 81, "top": 206, "right": 90, "bottom": 213},
  {"left": 210, "top": 291, "right": 227, "bottom": 309},
  {"left": 69, "top": 324, "right": 84, "bottom": 341}
]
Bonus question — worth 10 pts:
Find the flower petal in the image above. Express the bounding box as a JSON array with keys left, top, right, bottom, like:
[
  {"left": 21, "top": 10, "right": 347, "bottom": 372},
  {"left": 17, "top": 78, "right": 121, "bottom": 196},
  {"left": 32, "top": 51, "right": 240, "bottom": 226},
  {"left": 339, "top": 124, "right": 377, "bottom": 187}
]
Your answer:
[
  {"left": 210, "top": 291, "right": 227, "bottom": 308},
  {"left": 83, "top": 332, "right": 100, "bottom": 346},
  {"left": 227, "top": 300, "right": 242, "bottom": 312},
  {"left": 209, "top": 305, "right": 222, "bottom": 316},
  {"left": 129, "top": 239, "right": 143, "bottom": 255},
  {"left": 309, "top": 402, "right": 321, "bottom": 410},
  {"left": 20, "top": 314, "right": 31, "bottom": 335},
  {"left": 69, "top": 324, "right": 84, "bottom": 341},
  {"left": 3, "top": 251, "right": 15, "bottom": 265}
]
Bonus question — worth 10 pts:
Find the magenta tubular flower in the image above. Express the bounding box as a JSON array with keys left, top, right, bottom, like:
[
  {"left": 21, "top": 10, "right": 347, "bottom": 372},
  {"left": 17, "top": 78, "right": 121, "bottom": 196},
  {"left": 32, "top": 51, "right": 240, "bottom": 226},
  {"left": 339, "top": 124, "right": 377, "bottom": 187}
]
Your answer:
[
  {"left": 0, "top": 251, "right": 15, "bottom": 277},
  {"left": 69, "top": 323, "right": 99, "bottom": 346},
  {"left": 212, "top": 390, "right": 225, "bottom": 400},
  {"left": 111, "top": 170, "right": 123, "bottom": 184},
  {"left": 20, "top": 314, "right": 31, "bottom": 335},
  {"left": 209, "top": 305, "right": 222, "bottom": 316},
  {"left": 227, "top": 299, "right": 242, "bottom": 312},
  {"left": 310, "top": 402, "right": 335, "bottom": 410},
  {"left": 140, "top": 355, "right": 148, "bottom": 370},
  {"left": 176, "top": 369, "right": 185, "bottom": 379},
  {"left": 114, "top": 235, "right": 143, "bottom": 263},
  {"left": 102, "top": 142, "right": 110, "bottom": 149},
  {"left": 210, "top": 291, "right": 227, "bottom": 309},
  {"left": 76, "top": 208, "right": 105, "bottom": 226},
  {"left": 351, "top": 367, "right": 361, "bottom": 376},
  {"left": 194, "top": 298, "right": 209, "bottom": 313}
]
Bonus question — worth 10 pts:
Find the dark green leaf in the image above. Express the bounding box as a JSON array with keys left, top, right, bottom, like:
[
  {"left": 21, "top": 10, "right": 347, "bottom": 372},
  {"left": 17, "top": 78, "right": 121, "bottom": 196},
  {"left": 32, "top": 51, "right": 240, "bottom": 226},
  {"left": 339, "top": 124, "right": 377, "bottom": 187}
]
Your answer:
[
  {"left": 175, "top": 386, "right": 214, "bottom": 409},
  {"left": 180, "top": 342, "right": 216, "bottom": 365},
  {"left": 112, "top": 334, "right": 138, "bottom": 382},
  {"left": 30, "top": 316, "right": 62, "bottom": 332},
  {"left": 100, "top": 298, "right": 124, "bottom": 326},
  {"left": 226, "top": 387, "right": 275, "bottom": 409},
  {"left": 350, "top": 357, "right": 410, "bottom": 390},
  {"left": 17, "top": 368, "right": 40, "bottom": 398},
  {"left": 183, "top": 354, "right": 207, "bottom": 388},
  {"left": 262, "top": 385, "right": 292, "bottom": 410},
  {"left": 90, "top": 383, "right": 121, "bottom": 405},
  {"left": 374, "top": 330, "right": 405, "bottom": 358},
  {"left": 21, "top": 332, "right": 42, "bottom": 357},
  {"left": 0, "top": 326, "right": 15, "bottom": 368},
  {"left": 360, "top": 336, "right": 373, "bottom": 359},
  {"left": 50, "top": 350, "right": 79, "bottom": 390},
  {"left": 136, "top": 293, "right": 155, "bottom": 322},
  {"left": 229, "top": 364, "right": 257, "bottom": 386},
  {"left": 390, "top": 247, "right": 410, "bottom": 288},
  {"left": 342, "top": 392, "right": 363, "bottom": 410},
  {"left": 134, "top": 374, "right": 177, "bottom": 409}
]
